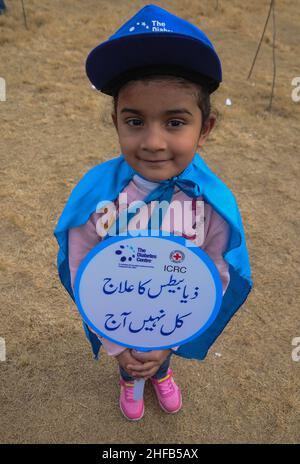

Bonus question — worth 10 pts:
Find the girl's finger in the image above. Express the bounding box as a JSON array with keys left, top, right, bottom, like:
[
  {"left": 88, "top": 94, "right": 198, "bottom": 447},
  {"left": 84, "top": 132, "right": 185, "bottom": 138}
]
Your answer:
[
  {"left": 127, "top": 361, "right": 155, "bottom": 372},
  {"left": 131, "top": 366, "right": 158, "bottom": 378},
  {"left": 130, "top": 368, "right": 154, "bottom": 378},
  {"left": 130, "top": 350, "right": 150, "bottom": 362}
]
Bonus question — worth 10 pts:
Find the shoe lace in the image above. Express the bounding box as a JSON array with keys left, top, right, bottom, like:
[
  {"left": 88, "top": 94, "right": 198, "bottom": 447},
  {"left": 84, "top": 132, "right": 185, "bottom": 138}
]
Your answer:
[
  {"left": 124, "top": 382, "right": 135, "bottom": 400},
  {"left": 157, "top": 374, "right": 174, "bottom": 395}
]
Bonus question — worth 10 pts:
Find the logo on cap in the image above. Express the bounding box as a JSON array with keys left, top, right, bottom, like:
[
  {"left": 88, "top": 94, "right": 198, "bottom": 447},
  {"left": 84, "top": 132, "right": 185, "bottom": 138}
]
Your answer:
[{"left": 128, "top": 19, "right": 173, "bottom": 33}]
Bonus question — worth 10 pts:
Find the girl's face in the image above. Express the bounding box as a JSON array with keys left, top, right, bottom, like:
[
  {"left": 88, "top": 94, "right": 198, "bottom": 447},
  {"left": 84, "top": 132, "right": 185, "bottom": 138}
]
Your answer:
[{"left": 112, "top": 80, "right": 215, "bottom": 182}]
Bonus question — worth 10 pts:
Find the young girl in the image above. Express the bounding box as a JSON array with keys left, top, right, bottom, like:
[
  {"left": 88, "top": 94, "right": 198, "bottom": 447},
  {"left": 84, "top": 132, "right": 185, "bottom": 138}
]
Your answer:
[{"left": 54, "top": 4, "right": 252, "bottom": 421}]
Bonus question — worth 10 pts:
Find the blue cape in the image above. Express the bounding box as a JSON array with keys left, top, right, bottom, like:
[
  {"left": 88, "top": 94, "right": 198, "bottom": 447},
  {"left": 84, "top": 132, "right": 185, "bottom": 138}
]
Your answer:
[{"left": 54, "top": 153, "right": 253, "bottom": 360}]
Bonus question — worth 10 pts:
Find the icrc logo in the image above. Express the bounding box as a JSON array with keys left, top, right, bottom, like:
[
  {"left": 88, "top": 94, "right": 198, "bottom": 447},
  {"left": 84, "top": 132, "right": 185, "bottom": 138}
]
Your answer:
[{"left": 169, "top": 250, "right": 185, "bottom": 264}]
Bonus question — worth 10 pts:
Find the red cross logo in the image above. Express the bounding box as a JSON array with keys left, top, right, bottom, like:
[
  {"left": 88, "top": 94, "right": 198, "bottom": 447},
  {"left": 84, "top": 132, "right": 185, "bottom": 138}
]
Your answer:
[{"left": 170, "top": 250, "right": 185, "bottom": 263}]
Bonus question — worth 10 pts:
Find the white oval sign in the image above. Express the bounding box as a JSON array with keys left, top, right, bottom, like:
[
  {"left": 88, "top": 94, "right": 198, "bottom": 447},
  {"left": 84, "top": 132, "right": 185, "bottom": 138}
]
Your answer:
[{"left": 74, "top": 232, "right": 222, "bottom": 351}]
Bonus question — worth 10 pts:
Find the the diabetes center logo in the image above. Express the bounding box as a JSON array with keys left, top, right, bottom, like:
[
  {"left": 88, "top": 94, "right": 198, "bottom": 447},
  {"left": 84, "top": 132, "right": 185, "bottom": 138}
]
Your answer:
[
  {"left": 115, "top": 244, "right": 135, "bottom": 263},
  {"left": 128, "top": 19, "right": 173, "bottom": 33},
  {"left": 114, "top": 243, "right": 158, "bottom": 268},
  {"left": 170, "top": 250, "right": 185, "bottom": 263}
]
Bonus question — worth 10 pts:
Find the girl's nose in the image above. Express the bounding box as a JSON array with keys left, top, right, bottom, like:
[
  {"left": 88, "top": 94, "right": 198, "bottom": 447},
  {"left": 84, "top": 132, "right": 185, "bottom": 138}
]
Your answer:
[{"left": 140, "top": 126, "right": 167, "bottom": 152}]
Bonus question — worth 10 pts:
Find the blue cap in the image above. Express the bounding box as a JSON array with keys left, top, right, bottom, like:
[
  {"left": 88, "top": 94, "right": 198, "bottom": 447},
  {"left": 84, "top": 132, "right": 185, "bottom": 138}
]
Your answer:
[{"left": 86, "top": 4, "right": 222, "bottom": 95}]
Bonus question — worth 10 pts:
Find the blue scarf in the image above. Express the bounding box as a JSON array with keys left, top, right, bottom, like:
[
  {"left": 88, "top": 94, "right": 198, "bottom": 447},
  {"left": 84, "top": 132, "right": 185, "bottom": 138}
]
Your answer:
[{"left": 54, "top": 153, "right": 253, "bottom": 360}]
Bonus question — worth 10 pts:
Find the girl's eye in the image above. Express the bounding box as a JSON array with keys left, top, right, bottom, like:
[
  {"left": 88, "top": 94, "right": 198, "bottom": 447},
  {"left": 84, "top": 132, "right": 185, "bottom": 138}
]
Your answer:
[
  {"left": 126, "top": 119, "right": 143, "bottom": 126},
  {"left": 168, "top": 120, "right": 185, "bottom": 128}
]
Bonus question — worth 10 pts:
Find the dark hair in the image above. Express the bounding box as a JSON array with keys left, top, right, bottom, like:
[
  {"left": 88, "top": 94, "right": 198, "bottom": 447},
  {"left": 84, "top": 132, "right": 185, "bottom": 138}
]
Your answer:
[{"left": 111, "top": 69, "right": 212, "bottom": 134}]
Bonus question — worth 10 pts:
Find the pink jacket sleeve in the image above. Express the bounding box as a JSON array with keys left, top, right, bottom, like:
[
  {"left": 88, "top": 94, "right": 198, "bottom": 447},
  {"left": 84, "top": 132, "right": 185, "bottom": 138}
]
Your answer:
[
  {"left": 69, "top": 213, "right": 128, "bottom": 357},
  {"left": 202, "top": 213, "right": 230, "bottom": 296}
]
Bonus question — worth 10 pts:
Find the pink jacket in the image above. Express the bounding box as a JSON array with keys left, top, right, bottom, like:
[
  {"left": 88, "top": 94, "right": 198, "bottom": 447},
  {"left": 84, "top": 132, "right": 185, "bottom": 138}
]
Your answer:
[{"left": 69, "top": 174, "right": 230, "bottom": 356}]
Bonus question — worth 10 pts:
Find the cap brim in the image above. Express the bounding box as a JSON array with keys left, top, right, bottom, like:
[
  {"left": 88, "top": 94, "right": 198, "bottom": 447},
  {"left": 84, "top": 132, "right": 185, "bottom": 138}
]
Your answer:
[{"left": 86, "top": 33, "right": 222, "bottom": 95}]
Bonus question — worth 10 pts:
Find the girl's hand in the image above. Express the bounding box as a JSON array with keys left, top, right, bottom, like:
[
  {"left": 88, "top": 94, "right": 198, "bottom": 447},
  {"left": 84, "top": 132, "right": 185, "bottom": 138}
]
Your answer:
[
  {"left": 128, "top": 349, "right": 172, "bottom": 380},
  {"left": 116, "top": 349, "right": 144, "bottom": 378}
]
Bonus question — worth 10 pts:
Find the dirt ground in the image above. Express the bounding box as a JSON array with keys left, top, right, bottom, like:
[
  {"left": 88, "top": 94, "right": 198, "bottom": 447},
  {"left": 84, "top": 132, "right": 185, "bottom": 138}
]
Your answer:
[{"left": 0, "top": 0, "right": 299, "bottom": 444}]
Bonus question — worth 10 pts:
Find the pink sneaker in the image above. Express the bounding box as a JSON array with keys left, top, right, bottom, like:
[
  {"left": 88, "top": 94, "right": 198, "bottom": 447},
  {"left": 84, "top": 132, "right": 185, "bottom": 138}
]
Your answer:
[
  {"left": 151, "top": 368, "right": 182, "bottom": 414},
  {"left": 119, "top": 378, "right": 145, "bottom": 421}
]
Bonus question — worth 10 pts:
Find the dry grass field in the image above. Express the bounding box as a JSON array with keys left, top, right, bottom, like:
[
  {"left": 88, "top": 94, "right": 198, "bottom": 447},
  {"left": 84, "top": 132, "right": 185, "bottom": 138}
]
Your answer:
[{"left": 0, "top": 0, "right": 299, "bottom": 443}]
